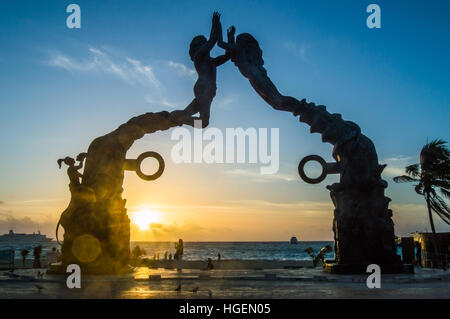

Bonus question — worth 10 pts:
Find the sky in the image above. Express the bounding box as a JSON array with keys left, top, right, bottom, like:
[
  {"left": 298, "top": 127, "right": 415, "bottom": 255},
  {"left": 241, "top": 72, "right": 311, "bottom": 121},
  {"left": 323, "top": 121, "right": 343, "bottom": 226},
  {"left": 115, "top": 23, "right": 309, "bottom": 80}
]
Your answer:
[{"left": 0, "top": 0, "right": 449, "bottom": 241}]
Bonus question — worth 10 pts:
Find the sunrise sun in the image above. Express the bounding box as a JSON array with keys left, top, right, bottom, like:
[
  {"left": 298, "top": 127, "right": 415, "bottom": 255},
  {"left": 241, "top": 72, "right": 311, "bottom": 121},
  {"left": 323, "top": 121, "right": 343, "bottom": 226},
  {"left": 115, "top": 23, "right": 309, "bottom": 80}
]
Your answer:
[{"left": 130, "top": 210, "right": 161, "bottom": 230}]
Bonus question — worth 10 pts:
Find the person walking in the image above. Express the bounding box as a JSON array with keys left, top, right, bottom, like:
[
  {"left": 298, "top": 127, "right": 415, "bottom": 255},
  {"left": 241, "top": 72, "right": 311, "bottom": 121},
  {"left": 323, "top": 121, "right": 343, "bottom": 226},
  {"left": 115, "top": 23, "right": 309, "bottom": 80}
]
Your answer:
[{"left": 174, "top": 239, "right": 184, "bottom": 271}]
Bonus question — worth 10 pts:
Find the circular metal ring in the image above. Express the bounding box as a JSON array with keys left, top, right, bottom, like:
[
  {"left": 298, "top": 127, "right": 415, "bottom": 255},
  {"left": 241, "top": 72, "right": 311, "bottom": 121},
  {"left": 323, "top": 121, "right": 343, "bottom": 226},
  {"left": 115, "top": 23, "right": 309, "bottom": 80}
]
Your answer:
[
  {"left": 298, "top": 155, "right": 327, "bottom": 184},
  {"left": 135, "top": 151, "right": 165, "bottom": 181}
]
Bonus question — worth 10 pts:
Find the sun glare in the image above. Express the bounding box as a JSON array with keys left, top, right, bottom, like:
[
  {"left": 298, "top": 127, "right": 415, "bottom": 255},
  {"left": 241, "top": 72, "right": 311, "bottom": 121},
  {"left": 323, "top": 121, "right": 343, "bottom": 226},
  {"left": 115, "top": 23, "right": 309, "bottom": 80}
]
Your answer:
[{"left": 130, "top": 210, "right": 161, "bottom": 230}]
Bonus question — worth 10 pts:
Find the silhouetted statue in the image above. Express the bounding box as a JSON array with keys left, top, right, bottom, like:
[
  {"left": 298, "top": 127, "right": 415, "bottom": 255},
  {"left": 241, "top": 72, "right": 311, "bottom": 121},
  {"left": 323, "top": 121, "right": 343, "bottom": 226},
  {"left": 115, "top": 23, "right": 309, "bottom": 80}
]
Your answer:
[
  {"left": 172, "top": 12, "right": 230, "bottom": 128},
  {"left": 57, "top": 153, "right": 87, "bottom": 187},
  {"left": 218, "top": 25, "right": 299, "bottom": 112},
  {"left": 53, "top": 109, "right": 192, "bottom": 274},
  {"left": 218, "top": 19, "right": 401, "bottom": 273},
  {"left": 54, "top": 12, "right": 402, "bottom": 275},
  {"left": 56, "top": 152, "right": 92, "bottom": 245}
]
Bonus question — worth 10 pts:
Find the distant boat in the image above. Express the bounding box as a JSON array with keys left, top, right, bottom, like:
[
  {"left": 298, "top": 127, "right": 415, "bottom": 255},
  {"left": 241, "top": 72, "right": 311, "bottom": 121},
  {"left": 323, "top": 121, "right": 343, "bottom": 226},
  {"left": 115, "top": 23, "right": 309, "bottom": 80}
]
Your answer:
[
  {"left": 290, "top": 236, "right": 298, "bottom": 244},
  {"left": 0, "top": 230, "right": 53, "bottom": 245}
]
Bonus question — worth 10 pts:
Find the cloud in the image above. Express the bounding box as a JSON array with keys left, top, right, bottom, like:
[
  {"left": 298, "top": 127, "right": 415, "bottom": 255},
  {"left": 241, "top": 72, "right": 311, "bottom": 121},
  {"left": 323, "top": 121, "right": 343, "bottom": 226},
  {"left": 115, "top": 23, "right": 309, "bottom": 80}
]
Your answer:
[
  {"left": 145, "top": 96, "right": 178, "bottom": 109},
  {"left": 0, "top": 214, "right": 56, "bottom": 238},
  {"left": 46, "top": 46, "right": 199, "bottom": 109},
  {"left": 224, "top": 168, "right": 296, "bottom": 182},
  {"left": 214, "top": 95, "right": 239, "bottom": 110},
  {"left": 384, "top": 155, "right": 413, "bottom": 162},
  {"left": 381, "top": 155, "right": 415, "bottom": 177},
  {"left": 383, "top": 166, "right": 407, "bottom": 177},
  {"left": 48, "top": 47, "right": 161, "bottom": 88},
  {"left": 391, "top": 203, "right": 449, "bottom": 235},
  {"left": 168, "top": 61, "right": 196, "bottom": 80},
  {"left": 224, "top": 199, "right": 333, "bottom": 213},
  {"left": 126, "top": 57, "right": 161, "bottom": 88},
  {"left": 130, "top": 221, "right": 227, "bottom": 241}
]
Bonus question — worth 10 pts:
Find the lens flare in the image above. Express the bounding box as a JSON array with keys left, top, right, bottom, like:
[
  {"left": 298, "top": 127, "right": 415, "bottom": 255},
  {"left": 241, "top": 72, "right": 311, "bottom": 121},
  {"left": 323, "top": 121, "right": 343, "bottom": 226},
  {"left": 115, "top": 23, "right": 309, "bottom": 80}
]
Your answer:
[{"left": 72, "top": 234, "right": 101, "bottom": 263}]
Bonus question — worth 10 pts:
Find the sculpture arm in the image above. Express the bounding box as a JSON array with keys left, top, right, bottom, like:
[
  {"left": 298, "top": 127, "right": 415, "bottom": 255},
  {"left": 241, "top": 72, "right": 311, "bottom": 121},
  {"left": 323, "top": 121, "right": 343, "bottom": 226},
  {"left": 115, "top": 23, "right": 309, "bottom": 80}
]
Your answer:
[
  {"left": 74, "top": 152, "right": 87, "bottom": 169},
  {"left": 218, "top": 25, "right": 235, "bottom": 52},
  {"left": 195, "top": 12, "right": 220, "bottom": 58},
  {"left": 213, "top": 53, "right": 230, "bottom": 66}
]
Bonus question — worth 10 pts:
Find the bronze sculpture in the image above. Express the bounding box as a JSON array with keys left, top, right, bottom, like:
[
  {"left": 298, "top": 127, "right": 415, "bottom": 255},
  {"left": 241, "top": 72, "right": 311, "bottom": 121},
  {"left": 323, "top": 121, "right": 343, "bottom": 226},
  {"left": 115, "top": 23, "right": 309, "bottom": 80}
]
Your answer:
[
  {"left": 54, "top": 12, "right": 404, "bottom": 274},
  {"left": 217, "top": 22, "right": 402, "bottom": 273},
  {"left": 171, "top": 12, "right": 230, "bottom": 128}
]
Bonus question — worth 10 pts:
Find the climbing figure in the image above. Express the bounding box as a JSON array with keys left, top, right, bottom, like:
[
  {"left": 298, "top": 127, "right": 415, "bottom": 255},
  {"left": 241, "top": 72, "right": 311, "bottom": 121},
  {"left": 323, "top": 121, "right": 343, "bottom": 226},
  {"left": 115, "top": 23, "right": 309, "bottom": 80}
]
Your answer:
[
  {"left": 172, "top": 12, "right": 230, "bottom": 128},
  {"left": 57, "top": 152, "right": 87, "bottom": 187},
  {"left": 218, "top": 24, "right": 300, "bottom": 112},
  {"left": 56, "top": 152, "right": 93, "bottom": 244}
]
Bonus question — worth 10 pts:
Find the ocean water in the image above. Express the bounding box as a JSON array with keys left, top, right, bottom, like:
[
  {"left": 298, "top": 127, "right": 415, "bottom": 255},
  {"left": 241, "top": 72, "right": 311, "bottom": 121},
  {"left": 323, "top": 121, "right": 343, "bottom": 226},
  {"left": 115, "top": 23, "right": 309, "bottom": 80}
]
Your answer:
[
  {"left": 2, "top": 241, "right": 404, "bottom": 261},
  {"left": 131, "top": 241, "right": 335, "bottom": 261}
]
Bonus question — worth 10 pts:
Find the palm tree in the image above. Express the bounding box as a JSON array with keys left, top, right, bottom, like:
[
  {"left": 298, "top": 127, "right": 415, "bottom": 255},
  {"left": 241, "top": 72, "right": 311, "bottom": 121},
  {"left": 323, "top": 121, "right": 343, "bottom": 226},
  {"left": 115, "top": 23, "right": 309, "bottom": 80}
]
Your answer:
[
  {"left": 394, "top": 139, "right": 450, "bottom": 269},
  {"left": 32, "top": 245, "right": 42, "bottom": 268},
  {"left": 20, "top": 249, "right": 29, "bottom": 267}
]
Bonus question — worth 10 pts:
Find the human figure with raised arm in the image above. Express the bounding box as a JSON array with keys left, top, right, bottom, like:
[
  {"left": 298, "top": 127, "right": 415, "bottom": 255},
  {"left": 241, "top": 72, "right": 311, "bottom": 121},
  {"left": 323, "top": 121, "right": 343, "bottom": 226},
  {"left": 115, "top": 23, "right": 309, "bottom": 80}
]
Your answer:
[
  {"left": 57, "top": 152, "right": 87, "bottom": 187},
  {"left": 172, "top": 12, "right": 230, "bottom": 128},
  {"left": 217, "top": 24, "right": 301, "bottom": 112}
]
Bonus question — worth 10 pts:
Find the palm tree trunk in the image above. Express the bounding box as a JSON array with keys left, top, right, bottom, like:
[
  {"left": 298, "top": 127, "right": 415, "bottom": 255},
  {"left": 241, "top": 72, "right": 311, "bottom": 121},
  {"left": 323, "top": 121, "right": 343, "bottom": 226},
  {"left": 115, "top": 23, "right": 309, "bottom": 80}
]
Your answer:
[{"left": 425, "top": 193, "right": 443, "bottom": 269}]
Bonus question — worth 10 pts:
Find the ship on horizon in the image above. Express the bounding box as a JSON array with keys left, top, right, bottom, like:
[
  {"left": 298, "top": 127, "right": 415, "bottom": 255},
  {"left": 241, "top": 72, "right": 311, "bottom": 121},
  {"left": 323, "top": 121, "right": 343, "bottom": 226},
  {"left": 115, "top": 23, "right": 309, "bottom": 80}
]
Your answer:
[{"left": 0, "top": 229, "right": 53, "bottom": 246}]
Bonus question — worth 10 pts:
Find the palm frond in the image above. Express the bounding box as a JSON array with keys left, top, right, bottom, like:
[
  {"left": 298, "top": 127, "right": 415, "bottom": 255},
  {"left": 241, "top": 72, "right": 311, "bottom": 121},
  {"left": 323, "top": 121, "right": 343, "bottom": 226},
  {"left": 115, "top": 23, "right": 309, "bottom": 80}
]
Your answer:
[
  {"left": 429, "top": 194, "right": 450, "bottom": 225},
  {"left": 420, "top": 139, "right": 450, "bottom": 171},
  {"left": 440, "top": 188, "right": 450, "bottom": 200},
  {"left": 405, "top": 164, "right": 420, "bottom": 177},
  {"left": 415, "top": 183, "right": 424, "bottom": 195},
  {"left": 393, "top": 175, "right": 418, "bottom": 183},
  {"left": 433, "top": 179, "right": 450, "bottom": 191},
  {"left": 422, "top": 139, "right": 450, "bottom": 157}
]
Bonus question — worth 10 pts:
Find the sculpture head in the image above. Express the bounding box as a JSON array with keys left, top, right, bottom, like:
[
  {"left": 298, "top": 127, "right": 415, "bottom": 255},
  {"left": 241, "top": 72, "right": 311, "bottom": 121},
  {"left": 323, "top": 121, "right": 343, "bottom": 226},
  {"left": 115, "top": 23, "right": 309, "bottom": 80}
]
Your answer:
[
  {"left": 57, "top": 156, "right": 75, "bottom": 168},
  {"left": 235, "top": 33, "right": 264, "bottom": 66},
  {"left": 189, "top": 35, "right": 207, "bottom": 60}
]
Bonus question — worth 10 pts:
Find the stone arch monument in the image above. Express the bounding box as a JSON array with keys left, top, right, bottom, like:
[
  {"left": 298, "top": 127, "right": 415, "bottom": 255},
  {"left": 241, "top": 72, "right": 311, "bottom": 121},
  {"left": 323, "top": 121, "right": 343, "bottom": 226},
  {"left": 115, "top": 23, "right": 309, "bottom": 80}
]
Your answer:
[{"left": 53, "top": 13, "right": 403, "bottom": 274}]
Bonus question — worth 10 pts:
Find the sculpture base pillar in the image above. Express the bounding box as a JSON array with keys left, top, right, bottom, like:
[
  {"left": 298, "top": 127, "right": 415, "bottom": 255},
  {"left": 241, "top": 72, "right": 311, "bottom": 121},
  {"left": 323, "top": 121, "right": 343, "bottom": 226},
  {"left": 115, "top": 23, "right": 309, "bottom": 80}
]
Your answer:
[{"left": 59, "top": 193, "right": 131, "bottom": 275}]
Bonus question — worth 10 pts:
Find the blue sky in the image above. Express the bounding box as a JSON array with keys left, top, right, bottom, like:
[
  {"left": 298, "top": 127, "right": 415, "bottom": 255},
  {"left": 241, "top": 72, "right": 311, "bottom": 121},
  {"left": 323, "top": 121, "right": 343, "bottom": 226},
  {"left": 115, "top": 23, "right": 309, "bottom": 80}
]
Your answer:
[{"left": 0, "top": 0, "right": 449, "bottom": 240}]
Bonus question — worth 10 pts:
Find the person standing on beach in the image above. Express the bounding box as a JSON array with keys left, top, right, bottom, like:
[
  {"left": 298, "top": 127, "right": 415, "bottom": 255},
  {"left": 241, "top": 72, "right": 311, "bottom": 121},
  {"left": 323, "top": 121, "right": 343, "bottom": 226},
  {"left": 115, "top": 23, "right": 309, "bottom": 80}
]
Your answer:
[
  {"left": 415, "top": 241, "right": 422, "bottom": 267},
  {"left": 174, "top": 239, "right": 184, "bottom": 271},
  {"left": 217, "top": 253, "right": 221, "bottom": 261},
  {"left": 164, "top": 251, "right": 168, "bottom": 261}
]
